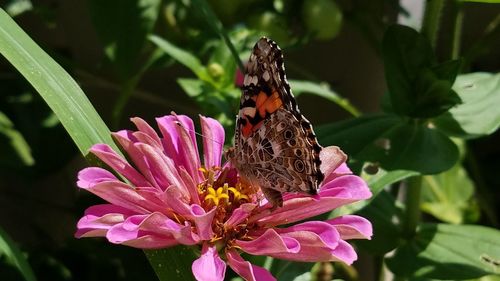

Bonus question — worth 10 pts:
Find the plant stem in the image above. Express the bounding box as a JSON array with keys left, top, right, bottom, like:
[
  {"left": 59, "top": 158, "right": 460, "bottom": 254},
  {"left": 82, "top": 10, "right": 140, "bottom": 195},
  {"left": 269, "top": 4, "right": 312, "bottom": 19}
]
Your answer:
[
  {"left": 194, "top": 0, "right": 245, "bottom": 73},
  {"left": 450, "top": 2, "right": 464, "bottom": 60},
  {"left": 402, "top": 176, "right": 422, "bottom": 239},
  {"left": 111, "top": 49, "right": 164, "bottom": 128},
  {"left": 421, "top": 0, "right": 446, "bottom": 50}
]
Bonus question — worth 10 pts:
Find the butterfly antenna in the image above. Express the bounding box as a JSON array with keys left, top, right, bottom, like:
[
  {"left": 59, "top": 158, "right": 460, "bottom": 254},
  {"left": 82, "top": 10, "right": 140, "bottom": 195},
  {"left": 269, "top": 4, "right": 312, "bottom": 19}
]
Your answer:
[{"left": 172, "top": 119, "right": 224, "bottom": 146}]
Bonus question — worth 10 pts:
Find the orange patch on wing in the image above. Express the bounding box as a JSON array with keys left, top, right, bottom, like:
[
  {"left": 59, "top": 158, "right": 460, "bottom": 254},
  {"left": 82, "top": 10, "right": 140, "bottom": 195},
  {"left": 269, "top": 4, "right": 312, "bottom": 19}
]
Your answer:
[
  {"left": 256, "top": 91, "right": 283, "bottom": 118},
  {"left": 241, "top": 117, "right": 253, "bottom": 137},
  {"left": 240, "top": 91, "right": 283, "bottom": 138}
]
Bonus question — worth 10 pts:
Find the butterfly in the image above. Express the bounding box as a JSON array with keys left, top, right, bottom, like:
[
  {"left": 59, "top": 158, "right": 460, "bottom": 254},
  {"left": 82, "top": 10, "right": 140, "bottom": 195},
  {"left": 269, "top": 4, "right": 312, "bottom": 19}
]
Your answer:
[{"left": 227, "top": 37, "right": 341, "bottom": 208}]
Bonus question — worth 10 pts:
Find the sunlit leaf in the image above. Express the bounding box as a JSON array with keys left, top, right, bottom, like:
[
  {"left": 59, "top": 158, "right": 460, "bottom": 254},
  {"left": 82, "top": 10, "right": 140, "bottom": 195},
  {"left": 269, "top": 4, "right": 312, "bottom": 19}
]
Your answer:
[
  {"left": 386, "top": 223, "right": 500, "bottom": 280},
  {"left": 434, "top": 72, "right": 500, "bottom": 138},
  {"left": 421, "top": 163, "right": 479, "bottom": 224}
]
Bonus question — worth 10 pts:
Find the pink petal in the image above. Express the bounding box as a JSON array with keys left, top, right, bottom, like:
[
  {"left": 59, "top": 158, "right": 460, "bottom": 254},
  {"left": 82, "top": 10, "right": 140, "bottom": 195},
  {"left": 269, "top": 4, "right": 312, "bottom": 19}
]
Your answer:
[
  {"left": 254, "top": 221, "right": 358, "bottom": 263},
  {"left": 252, "top": 175, "right": 371, "bottom": 226},
  {"left": 192, "top": 244, "right": 226, "bottom": 281},
  {"left": 226, "top": 249, "right": 276, "bottom": 281},
  {"left": 268, "top": 222, "right": 341, "bottom": 262},
  {"left": 236, "top": 228, "right": 300, "bottom": 256},
  {"left": 162, "top": 185, "right": 215, "bottom": 240},
  {"left": 327, "top": 215, "right": 372, "bottom": 240},
  {"left": 329, "top": 239, "right": 358, "bottom": 264},
  {"left": 319, "top": 146, "right": 347, "bottom": 179},
  {"left": 224, "top": 203, "right": 257, "bottom": 227},
  {"left": 75, "top": 204, "right": 132, "bottom": 238},
  {"left": 105, "top": 213, "right": 200, "bottom": 248},
  {"left": 122, "top": 212, "right": 199, "bottom": 245},
  {"left": 107, "top": 223, "right": 179, "bottom": 248},
  {"left": 277, "top": 221, "right": 340, "bottom": 249},
  {"left": 136, "top": 143, "right": 188, "bottom": 195},
  {"left": 82, "top": 181, "right": 166, "bottom": 214},
  {"left": 192, "top": 207, "right": 217, "bottom": 240},
  {"left": 112, "top": 132, "right": 161, "bottom": 190},
  {"left": 200, "top": 115, "right": 224, "bottom": 169},
  {"left": 178, "top": 166, "right": 201, "bottom": 205},
  {"left": 90, "top": 144, "right": 150, "bottom": 187},
  {"left": 156, "top": 115, "right": 202, "bottom": 182},
  {"left": 77, "top": 167, "right": 117, "bottom": 188},
  {"left": 130, "top": 117, "right": 162, "bottom": 147}
]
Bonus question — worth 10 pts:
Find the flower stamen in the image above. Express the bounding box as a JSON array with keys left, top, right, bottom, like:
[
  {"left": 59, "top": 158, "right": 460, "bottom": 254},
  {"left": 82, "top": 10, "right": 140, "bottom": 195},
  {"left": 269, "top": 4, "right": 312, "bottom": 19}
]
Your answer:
[{"left": 205, "top": 186, "right": 229, "bottom": 206}]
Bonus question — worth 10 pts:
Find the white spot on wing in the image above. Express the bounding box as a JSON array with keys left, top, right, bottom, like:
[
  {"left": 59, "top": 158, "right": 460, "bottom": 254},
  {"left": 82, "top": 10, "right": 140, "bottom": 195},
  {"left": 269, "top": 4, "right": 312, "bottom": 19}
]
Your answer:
[
  {"left": 241, "top": 107, "right": 256, "bottom": 117},
  {"left": 244, "top": 75, "right": 251, "bottom": 86},
  {"left": 251, "top": 75, "right": 258, "bottom": 85},
  {"left": 263, "top": 71, "right": 270, "bottom": 81}
]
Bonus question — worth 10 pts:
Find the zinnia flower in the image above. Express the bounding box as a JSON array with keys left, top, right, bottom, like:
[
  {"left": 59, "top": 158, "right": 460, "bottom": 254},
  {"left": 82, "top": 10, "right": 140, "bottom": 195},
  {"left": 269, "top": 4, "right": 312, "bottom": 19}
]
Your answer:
[{"left": 75, "top": 114, "right": 372, "bottom": 281}]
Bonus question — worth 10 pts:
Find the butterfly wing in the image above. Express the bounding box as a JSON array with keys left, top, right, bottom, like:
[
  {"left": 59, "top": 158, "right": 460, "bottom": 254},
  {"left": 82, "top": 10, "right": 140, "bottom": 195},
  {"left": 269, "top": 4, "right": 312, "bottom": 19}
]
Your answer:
[{"left": 232, "top": 37, "right": 324, "bottom": 207}]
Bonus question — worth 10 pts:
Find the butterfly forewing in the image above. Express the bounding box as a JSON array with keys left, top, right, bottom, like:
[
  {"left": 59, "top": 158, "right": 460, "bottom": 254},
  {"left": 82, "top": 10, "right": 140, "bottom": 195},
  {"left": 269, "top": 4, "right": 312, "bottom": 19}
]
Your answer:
[{"left": 230, "top": 37, "right": 324, "bottom": 208}]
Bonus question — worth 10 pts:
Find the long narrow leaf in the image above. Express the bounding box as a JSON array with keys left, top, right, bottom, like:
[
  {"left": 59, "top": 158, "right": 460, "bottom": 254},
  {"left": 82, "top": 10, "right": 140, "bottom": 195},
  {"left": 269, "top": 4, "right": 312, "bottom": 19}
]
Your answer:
[
  {"left": 0, "top": 226, "right": 37, "bottom": 281},
  {"left": 290, "top": 80, "right": 361, "bottom": 117},
  {"left": 149, "top": 35, "right": 208, "bottom": 79},
  {"left": 0, "top": 9, "right": 196, "bottom": 281},
  {"left": 0, "top": 8, "right": 114, "bottom": 154}
]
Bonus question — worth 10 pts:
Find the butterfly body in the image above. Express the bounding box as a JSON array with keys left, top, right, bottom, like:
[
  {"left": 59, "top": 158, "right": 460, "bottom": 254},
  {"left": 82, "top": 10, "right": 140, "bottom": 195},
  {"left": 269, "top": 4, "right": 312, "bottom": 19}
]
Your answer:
[{"left": 228, "top": 37, "right": 324, "bottom": 208}]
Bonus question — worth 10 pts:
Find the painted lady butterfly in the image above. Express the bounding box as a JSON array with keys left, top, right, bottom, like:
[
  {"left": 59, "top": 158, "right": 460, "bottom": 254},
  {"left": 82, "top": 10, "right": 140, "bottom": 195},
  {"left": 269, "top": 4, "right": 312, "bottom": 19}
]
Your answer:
[{"left": 227, "top": 37, "right": 345, "bottom": 208}]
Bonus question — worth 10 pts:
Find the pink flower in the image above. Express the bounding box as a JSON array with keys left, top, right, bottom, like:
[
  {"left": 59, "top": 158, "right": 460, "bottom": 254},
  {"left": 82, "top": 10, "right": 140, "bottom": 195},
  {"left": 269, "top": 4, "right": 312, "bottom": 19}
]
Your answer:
[{"left": 75, "top": 114, "right": 372, "bottom": 281}]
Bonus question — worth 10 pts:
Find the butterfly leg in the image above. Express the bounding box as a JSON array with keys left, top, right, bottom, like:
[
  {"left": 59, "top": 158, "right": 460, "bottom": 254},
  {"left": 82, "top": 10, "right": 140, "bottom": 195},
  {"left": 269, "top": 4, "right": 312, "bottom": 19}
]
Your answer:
[{"left": 261, "top": 187, "right": 283, "bottom": 209}]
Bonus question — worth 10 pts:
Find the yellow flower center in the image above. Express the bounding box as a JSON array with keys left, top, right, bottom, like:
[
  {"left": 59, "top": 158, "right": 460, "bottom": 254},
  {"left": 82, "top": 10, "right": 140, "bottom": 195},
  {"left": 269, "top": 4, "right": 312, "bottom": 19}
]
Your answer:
[{"left": 197, "top": 166, "right": 258, "bottom": 242}]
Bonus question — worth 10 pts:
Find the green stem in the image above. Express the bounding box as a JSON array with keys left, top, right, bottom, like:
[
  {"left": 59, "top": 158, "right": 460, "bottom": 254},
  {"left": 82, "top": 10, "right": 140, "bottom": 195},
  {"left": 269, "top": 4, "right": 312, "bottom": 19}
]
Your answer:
[
  {"left": 194, "top": 0, "right": 245, "bottom": 73},
  {"left": 421, "top": 0, "right": 446, "bottom": 50},
  {"left": 451, "top": 2, "right": 464, "bottom": 60},
  {"left": 111, "top": 49, "right": 164, "bottom": 128},
  {"left": 402, "top": 176, "right": 422, "bottom": 239},
  {"left": 112, "top": 78, "right": 138, "bottom": 129}
]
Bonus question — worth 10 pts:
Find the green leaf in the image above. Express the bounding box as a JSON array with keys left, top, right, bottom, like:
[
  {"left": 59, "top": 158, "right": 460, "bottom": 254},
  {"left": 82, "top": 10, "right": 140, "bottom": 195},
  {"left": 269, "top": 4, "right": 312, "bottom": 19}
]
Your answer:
[
  {"left": 355, "top": 191, "right": 403, "bottom": 255},
  {"left": 421, "top": 163, "right": 479, "bottom": 224},
  {"left": 383, "top": 24, "right": 433, "bottom": 115},
  {"left": 269, "top": 259, "right": 314, "bottom": 281},
  {"left": 469, "top": 275, "right": 500, "bottom": 281},
  {"left": 458, "top": 0, "right": 500, "bottom": 2},
  {"left": 0, "top": 111, "right": 34, "bottom": 167},
  {"left": 317, "top": 114, "right": 401, "bottom": 155},
  {"left": 331, "top": 168, "right": 418, "bottom": 217},
  {"left": 149, "top": 35, "right": 209, "bottom": 80},
  {"left": 289, "top": 80, "right": 361, "bottom": 116},
  {"left": 0, "top": 226, "right": 37, "bottom": 281},
  {"left": 144, "top": 246, "right": 197, "bottom": 281},
  {"left": 382, "top": 25, "right": 461, "bottom": 118},
  {"left": 177, "top": 78, "right": 205, "bottom": 98},
  {"left": 386, "top": 223, "right": 500, "bottom": 280},
  {"left": 0, "top": 8, "right": 115, "bottom": 154},
  {"left": 317, "top": 114, "right": 459, "bottom": 174},
  {"left": 88, "top": 0, "right": 161, "bottom": 79},
  {"left": 434, "top": 72, "right": 500, "bottom": 138}
]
